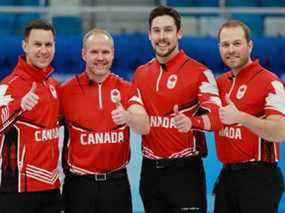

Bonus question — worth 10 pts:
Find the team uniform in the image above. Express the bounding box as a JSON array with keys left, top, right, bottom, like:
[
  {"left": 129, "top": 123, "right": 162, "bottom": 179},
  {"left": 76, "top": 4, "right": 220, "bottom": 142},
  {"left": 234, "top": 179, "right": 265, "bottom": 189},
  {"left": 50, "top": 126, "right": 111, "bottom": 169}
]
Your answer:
[
  {"left": 214, "top": 60, "right": 285, "bottom": 213},
  {"left": 60, "top": 72, "right": 143, "bottom": 213},
  {"left": 0, "top": 56, "right": 61, "bottom": 213},
  {"left": 133, "top": 50, "right": 221, "bottom": 213}
]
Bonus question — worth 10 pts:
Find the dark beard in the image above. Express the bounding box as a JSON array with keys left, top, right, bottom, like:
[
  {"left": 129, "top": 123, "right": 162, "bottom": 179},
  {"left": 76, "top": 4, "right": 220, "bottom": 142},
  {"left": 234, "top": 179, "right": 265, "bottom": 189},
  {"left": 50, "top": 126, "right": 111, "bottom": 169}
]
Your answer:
[{"left": 155, "top": 44, "right": 177, "bottom": 58}]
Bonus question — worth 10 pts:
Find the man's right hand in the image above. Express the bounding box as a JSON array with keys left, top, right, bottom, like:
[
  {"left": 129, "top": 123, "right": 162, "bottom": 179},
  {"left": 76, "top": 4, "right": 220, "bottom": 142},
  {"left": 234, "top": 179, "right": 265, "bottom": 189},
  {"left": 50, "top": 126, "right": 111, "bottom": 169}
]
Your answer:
[
  {"left": 21, "top": 82, "right": 39, "bottom": 111},
  {"left": 173, "top": 104, "right": 192, "bottom": 133},
  {"left": 111, "top": 98, "right": 130, "bottom": 125}
]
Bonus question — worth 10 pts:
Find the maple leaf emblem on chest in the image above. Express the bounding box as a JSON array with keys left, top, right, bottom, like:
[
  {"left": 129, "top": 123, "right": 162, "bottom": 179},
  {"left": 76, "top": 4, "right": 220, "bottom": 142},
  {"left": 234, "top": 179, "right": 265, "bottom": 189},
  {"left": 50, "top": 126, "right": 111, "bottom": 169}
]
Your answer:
[{"left": 167, "top": 74, "right": 178, "bottom": 89}]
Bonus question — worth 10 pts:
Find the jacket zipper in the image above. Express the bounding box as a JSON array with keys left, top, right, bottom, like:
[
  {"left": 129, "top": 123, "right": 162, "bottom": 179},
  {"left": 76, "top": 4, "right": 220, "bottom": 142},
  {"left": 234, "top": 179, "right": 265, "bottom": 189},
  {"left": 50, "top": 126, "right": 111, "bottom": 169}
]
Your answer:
[
  {"left": 228, "top": 77, "right": 236, "bottom": 98},
  {"left": 155, "top": 66, "right": 163, "bottom": 92},
  {"left": 98, "top": 83, "right": 103, "bottom": 109}
]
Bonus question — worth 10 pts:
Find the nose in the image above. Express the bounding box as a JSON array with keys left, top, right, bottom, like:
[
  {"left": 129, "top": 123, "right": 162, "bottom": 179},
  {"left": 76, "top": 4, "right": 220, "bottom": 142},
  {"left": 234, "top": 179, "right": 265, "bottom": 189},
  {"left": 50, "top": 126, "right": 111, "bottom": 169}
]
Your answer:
[
  {"left": 228, "top": 44, "right": 235, "bottom": 53},
  {"left": 97, "top": 52, "right": 104, "bottom": 60},
  {"left": 40, "top": 45, "right": 48, "bottom": 54},
  {"left": 159, "top": 31, "right": 165, "bottom": 39}
]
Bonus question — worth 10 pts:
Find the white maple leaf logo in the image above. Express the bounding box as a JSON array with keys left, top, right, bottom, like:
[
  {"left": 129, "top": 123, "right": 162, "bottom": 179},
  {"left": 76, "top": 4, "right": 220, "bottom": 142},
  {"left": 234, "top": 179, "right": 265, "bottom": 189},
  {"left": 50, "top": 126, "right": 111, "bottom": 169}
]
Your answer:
[{"left": 0, "top": 85, "right": 13, "bottom": 106}]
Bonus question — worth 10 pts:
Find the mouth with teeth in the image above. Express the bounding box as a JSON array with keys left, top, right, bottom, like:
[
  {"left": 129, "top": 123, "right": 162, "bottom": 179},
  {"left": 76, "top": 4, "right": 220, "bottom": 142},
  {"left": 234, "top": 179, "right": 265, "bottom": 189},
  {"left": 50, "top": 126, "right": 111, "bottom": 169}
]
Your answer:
[
  {"left": 36, "top": 58, "right": 51, "bottom": 67},
  {"left": 93, "top": 61, "right": 109, "bottom": 71},
  {"left": 156, "top": 41, "right": 169, "bottom": 49},
  {"left": 226, "top": 55, "right": 240, "bottom": 62}
]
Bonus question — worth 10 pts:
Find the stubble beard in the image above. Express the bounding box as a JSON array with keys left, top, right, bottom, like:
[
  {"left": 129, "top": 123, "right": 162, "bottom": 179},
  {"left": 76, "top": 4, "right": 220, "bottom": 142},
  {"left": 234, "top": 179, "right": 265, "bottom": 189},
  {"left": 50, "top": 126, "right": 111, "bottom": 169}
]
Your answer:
[
  {"left": 227, "top": 56, "right": 250, "bottom": 72},
  {"left": 155, "top": 44, "right": 177, "bottom": 59}
]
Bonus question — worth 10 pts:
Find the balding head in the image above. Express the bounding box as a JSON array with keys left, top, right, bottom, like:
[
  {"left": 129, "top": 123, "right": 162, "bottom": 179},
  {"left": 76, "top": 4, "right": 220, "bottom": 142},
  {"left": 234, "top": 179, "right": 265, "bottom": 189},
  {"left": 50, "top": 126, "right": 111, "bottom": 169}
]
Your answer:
[
  {"left": 82, "top": 28, "right": 115, "bottom": 82},
  {"left": 83, "top": 28, "right": 114, "bottom": 49}
]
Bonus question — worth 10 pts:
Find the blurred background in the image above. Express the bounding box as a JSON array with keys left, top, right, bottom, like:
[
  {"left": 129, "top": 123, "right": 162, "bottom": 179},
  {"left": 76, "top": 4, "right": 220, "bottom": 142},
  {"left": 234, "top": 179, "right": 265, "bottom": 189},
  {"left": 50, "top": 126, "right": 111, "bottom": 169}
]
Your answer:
[{"left": 0, "top": 0, "right": 284, "bottom": 212}]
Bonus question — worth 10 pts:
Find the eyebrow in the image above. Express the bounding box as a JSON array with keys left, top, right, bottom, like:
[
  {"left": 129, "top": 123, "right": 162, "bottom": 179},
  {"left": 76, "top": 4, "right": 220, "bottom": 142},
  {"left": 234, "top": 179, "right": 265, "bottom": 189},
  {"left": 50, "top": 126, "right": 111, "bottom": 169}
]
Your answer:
[{"left": 221, "top": 38, "right": 243, "bottom": 43}]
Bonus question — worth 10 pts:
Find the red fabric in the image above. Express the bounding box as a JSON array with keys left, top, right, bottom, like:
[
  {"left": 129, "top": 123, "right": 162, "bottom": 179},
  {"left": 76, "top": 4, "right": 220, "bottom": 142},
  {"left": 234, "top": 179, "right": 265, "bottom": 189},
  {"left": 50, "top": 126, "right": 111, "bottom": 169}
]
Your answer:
[
  {"left": 214, "top": 60, "right": 284, "bottom": 164},
  {"left": 0, "top": 56, "right": 60, "bottom": 192},
  {"left": 133, "top": 50, "right": 221, "bottom": 159},
  {"left": 60, "top": 72, "right": 142, "bottom": 174}
]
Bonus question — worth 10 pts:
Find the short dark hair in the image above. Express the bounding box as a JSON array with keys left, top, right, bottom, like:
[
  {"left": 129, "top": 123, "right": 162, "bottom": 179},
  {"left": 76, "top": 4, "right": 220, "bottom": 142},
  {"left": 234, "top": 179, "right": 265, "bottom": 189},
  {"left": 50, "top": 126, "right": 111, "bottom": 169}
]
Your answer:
[
  {"left": 218, "top": 20, "right": 251, "bottom": 42},
  {"left": 149, "top": 5, "right": 181, "bottom": 31},
  {"left": 24, "top": 19, "right": 56, "bottom": 40}
]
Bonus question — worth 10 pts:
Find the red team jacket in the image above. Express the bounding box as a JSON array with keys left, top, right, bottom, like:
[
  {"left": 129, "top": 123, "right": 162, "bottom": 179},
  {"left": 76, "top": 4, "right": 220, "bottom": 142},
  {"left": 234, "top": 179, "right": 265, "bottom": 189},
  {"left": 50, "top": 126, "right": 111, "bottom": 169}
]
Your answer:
[
  {"left": 215, "top": 60, "right": 285, "bottom": 164},
  {"left": 0, "top": 56, "right": 60, "bottom": 192},
  {"left": 133, "top": 50, "right": 221, "bottom": 159},
  {"left": 60, "top": 72, "right": 143, "bottom": 174}
]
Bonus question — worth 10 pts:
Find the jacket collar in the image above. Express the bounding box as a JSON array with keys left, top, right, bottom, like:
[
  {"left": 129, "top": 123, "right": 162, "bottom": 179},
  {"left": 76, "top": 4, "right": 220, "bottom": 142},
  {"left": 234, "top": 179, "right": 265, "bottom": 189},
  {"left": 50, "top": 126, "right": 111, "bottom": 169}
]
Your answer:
[
  {"left": 14, "top": 56, "right": 54, "bottom": 82},
  {"left": 80, "top": 71, "right": 114, "bottom": 85},
  {"left": 230, "top": 60, "right": 262, "bottom": 81},
  {"left": 155, "top": 50, "right": 188, "bottom": 71}
]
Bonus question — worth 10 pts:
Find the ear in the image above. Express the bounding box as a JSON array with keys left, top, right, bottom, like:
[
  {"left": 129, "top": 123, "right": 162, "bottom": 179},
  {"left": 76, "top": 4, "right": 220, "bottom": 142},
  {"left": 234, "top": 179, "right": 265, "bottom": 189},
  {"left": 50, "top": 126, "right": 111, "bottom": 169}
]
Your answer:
[
  {"left": 248, "top": 40, "right": 253, "bottom": 54},
  {"left": 82, "top": 48, "right": 86, "bottom": 62},
  {"left": 148, "top": 30, "right": 152, "bottom": 41},
  {"left": 22, "top": 40, "right": 27, "bottom": 53},
  {"left": 111, "top": 47, "right": 115, "bottom": 61},
  {"left": 177, "top": 29, "right": 183, "bottom": 40},
  {"left": 112, "top": 47, "right": 115, "bottom": 55}
]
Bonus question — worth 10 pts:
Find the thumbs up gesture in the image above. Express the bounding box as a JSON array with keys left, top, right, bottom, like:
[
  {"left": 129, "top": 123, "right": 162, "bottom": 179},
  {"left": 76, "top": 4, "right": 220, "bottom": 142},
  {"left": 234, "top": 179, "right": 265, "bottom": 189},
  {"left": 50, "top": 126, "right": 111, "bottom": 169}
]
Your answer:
[
  {"left": 21, "top": 82, "right": 39, "bottom": 111},
  {"left": 111, "top": 97, "right": 129, "bottom": 125},
  {"left": 219, "top": 94, "right": 241, "bottom": 125},
  {"left": 173, "top": 104, "right": 192, "bottom": 133}
]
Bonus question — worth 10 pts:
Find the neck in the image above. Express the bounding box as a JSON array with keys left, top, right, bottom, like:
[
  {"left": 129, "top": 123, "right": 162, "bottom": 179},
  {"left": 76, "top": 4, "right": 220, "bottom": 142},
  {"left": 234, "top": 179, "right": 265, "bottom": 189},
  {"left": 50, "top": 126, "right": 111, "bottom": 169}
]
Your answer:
[{"left": 86, "top": 70, "right": 110, "bottom": 83}]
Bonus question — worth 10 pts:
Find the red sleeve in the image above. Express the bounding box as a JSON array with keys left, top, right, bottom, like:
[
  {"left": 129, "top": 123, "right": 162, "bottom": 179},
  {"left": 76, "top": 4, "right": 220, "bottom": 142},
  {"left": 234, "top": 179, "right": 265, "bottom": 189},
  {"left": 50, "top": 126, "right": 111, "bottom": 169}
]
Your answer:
[
  {"left": 57, "top": 83, "right": 65, "bottom": 118},
  {"left": 125, "top": 83, "right": 143, "bottom": 109},
  {"left": 264, "top": 79, "right": 285, "bottom": 117},
  {"left": 190, "top": 69, "right": 222, "bottom": 131}
]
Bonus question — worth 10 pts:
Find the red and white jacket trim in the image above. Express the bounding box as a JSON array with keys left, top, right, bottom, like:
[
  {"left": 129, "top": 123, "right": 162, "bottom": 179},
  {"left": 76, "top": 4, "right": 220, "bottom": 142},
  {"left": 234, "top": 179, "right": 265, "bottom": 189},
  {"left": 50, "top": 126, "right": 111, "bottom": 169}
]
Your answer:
[
  {"left": 142, "top": 146, "right": 198, "bottom": 160},
  {"left": 68, "top": 161, "right": 129, "bottom": 175},
  {"left": 25, "top": 165, "right": 58, "bottom": 185}
]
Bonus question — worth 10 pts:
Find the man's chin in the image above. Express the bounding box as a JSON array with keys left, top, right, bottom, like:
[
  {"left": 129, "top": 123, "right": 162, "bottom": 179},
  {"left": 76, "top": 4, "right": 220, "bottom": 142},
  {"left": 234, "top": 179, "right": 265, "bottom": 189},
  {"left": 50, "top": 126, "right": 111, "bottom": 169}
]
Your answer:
[
  {"left": 227, "top": 64, "right": 244, "bottom": 71},
  {"left": 94, "top": 67, "right": 108, "bottom": 73},
  {"left": 156, "top": 50, "right": 170, "bottom": 58},
  {"left": 34, "top": 63, "right": 49, "bottom": 69}
]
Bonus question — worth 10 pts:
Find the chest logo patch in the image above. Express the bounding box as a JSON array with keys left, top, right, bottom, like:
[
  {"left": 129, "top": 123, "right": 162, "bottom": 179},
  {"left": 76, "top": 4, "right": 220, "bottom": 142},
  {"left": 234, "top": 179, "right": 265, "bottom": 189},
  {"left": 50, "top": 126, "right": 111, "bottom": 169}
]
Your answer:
[
  {"left": 167, "top": 74, "right": 177, "bottom": 89},
  {"left": 236, "top": 85, "right": 247, "bottom": 99},
  {"left": 111, "top": 89, "right": 121, "bottom": 103},
  {"left": 49, "top": 85, "right": 57, "bottom": 99}
]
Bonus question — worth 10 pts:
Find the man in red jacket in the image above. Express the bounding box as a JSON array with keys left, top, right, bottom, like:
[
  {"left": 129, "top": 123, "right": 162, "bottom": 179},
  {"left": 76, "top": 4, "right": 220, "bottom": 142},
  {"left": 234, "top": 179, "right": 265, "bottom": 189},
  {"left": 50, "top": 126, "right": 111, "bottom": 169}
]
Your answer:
[
  {"left": 133, "top": 5, "right": 222, "bottom": 213},
  {"left": 60, "top": 28, "right": 149, "bottom": 213},
  {"left": 0, "top": 20, "right": 61, "bottom": 213},
  {"left": 214, "top": 20, "right": 285, "bottom": 213}
]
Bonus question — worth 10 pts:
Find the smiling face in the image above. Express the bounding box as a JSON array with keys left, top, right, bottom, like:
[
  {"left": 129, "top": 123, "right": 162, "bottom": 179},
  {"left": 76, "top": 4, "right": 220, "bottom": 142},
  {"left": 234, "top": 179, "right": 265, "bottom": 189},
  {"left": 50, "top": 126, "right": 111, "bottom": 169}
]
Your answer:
[
  {"left": 148, "top": 15, "right": 182, "bottom": 64},
  {"left": 219, "top": 26, "right": 253, "bottom": 75},
  {"left": 82, "top": 32, "right": 114, "bottom": 82},
  {"left": 22, "top": 29, "right": 55, "bottom": 69}
]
